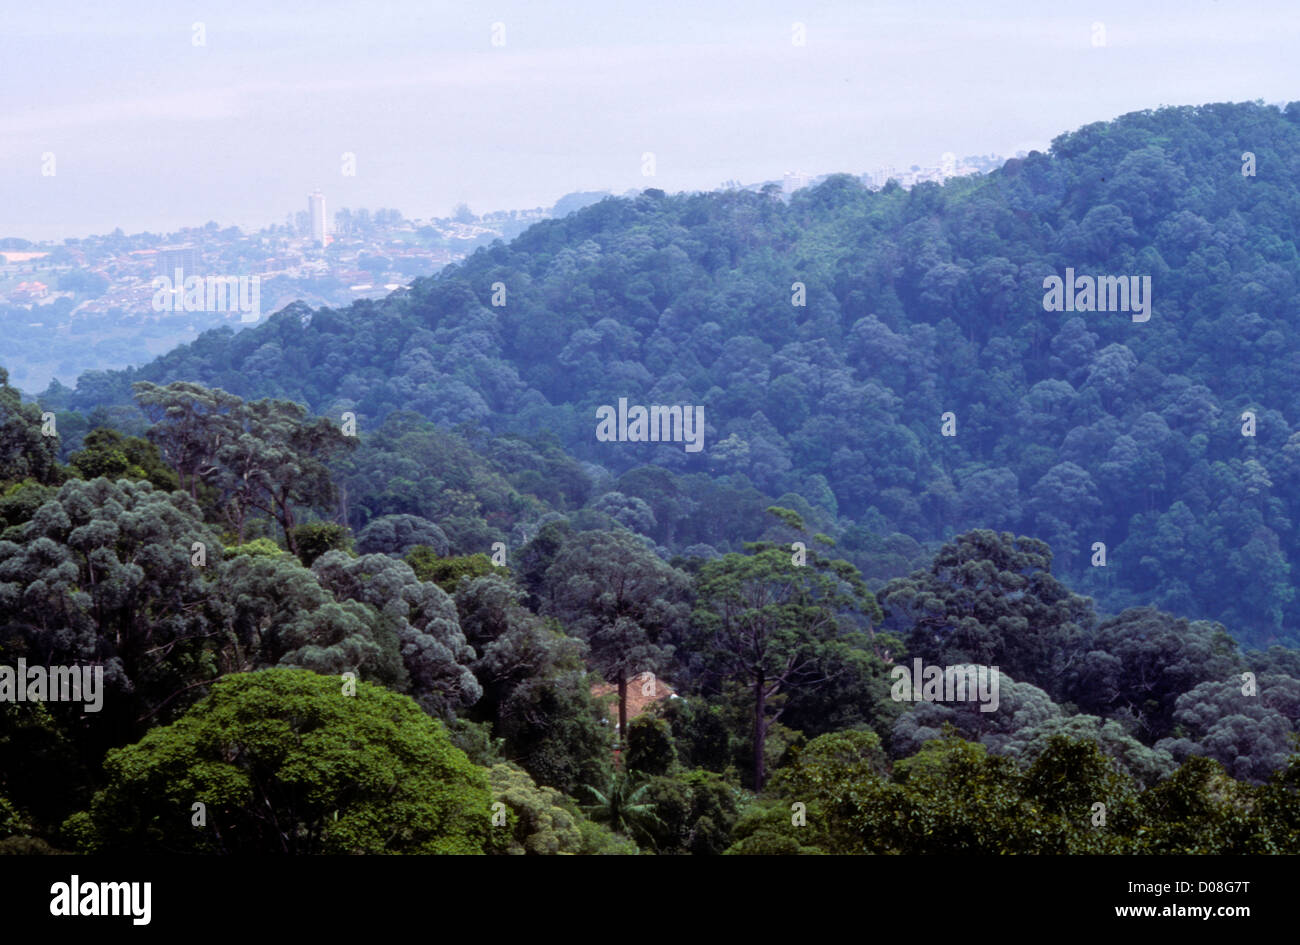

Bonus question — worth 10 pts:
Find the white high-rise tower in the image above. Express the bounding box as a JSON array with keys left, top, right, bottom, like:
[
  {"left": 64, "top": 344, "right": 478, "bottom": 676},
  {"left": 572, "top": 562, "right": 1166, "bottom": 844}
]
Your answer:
[{"left": 308, "top": 190, "right": 328, "bottom": 246}]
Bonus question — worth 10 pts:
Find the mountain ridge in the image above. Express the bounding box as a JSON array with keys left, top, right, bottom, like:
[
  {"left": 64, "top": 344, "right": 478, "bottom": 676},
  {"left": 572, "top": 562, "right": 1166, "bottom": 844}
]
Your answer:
[{"left": 33, "top": 99, "right": 1300, "bottom": 648}]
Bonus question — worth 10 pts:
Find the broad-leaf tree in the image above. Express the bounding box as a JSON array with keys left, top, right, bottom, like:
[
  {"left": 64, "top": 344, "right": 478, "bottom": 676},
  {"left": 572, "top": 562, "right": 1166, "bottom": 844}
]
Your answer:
[
  {"left": 693, "top": 536, "right": 881, "bottom": 790},
  {"left": 543, "top": 529, "right": 691, "bottom": 746}
]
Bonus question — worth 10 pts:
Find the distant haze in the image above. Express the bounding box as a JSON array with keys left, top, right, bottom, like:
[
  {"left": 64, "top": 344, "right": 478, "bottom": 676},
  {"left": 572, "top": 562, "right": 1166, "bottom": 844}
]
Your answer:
[{"left": 2, "top": 0, "right": 1296, "bottom": 240}]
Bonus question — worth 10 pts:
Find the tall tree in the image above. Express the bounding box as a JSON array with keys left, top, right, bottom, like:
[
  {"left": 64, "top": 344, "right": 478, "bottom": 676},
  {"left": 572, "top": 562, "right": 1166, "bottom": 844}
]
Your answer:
[
  {"left": 0, "top": 367, "right": 61, "bottom": 487},
  {"left": 213, "top": 398, "right": 355, "bottom": 551},
  {"left": 133, "top": 381, "right": 241, "bottom": 499},
  {"left": 0, "top": 477, "right": 223, "bottom": 740},
  {"left": 693, "top": 539, "right": 881, "bottom": 790},
  {"left": 542, "top": 530, "right": 691, "bottom": 748},
  {"left": 879, "top": 529, "right": 1095, "bottom": 697},
  {"left": 135, "top": 382, "right": 354, "bottom": 550}
]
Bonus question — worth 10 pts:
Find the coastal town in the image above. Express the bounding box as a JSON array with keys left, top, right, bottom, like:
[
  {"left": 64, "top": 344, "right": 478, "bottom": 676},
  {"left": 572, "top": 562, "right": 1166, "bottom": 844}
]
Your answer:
[{"left": 0, "top": 196, "right": 554, "bottom": 393}]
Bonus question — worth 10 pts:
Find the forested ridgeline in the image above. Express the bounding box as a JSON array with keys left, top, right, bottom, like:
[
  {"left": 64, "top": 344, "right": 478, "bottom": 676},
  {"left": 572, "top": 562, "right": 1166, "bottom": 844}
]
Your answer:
[
  {"left": 4, "top": 99, "right": 1300, "bottom": 853},
  {"left": 39, "top": 101, "right": 1300, "bottom": 650}
]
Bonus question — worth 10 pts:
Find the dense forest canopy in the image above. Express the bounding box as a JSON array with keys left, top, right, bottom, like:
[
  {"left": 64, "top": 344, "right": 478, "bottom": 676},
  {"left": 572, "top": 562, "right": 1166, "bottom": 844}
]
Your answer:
[
  {"left": 5, "top": 100, "right": 1300, "bottom": 854},
  {"left": 43, "top": 101, "right": 1300, "bottom": 650}
]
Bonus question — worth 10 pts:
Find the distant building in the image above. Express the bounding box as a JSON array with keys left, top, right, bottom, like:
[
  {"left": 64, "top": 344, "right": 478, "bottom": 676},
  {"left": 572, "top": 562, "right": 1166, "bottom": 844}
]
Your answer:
[
  {"left": 308, "top": 190, "right": 328, "bottom": 246},
  {"left": 258, "top": 255, "right": 303, "bottom": 273},
  {"left": 11, "top": 281, "right": 48, "bottom": 302},
  {"left": 156, "top": 244, "right": 199, "bottom": 279},
  {"left": 783, "top": 170, "right": 812, "bottom": 194},
  {"left": 591, "top": 676, "right": 677, "bottom": 733},
  {"left": 868, "top": 165, "right": 900, "bottom": 188}
]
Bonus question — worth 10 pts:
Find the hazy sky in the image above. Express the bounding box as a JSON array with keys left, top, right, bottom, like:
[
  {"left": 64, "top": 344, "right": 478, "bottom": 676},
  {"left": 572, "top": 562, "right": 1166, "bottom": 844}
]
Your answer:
[{"left": 3, "top": 0, "right": 1297, "bottom": 241}]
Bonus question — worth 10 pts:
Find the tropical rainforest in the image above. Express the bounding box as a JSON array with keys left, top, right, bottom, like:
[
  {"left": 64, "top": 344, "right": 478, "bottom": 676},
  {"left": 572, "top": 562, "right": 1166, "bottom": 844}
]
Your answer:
[{"left": 3, "top": 101, "right": 1300, "bottom": 854}]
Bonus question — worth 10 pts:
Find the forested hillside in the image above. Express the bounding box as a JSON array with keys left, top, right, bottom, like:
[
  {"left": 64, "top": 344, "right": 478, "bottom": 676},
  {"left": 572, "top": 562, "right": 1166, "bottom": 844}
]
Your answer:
[
  {"left": 6, "top": 101, "right": 1300, "bottom": 855},
  {"left": 46, "top": 101, "right": 1300, "bottom": 649}
]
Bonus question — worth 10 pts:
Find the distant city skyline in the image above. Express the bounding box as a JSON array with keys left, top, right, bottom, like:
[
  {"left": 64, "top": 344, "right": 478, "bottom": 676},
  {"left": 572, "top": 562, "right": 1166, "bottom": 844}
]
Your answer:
[
  {"left": 3, "top": 0, "right": 1297, "bottom": 241},
  {"left": 3, "top": 147, "right": 1014, "bottom": 246}
]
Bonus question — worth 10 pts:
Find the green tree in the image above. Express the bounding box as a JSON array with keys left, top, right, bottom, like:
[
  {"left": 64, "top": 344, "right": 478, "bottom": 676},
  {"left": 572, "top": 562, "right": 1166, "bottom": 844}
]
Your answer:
[
  {"left": 1251, "top": 745, "right": 1300, "bottom": 853},
  {"left": 68, "top": 427, "right": 179, "bottom": 491},
  {"left": 485, "top": 761, "right": 632, "bottom": 854},
  {"left": 1133, "top": 755, "right": 1258, "bottom": 854},
  {"left": 543, "top": 530, "right": 691, "bottom": 747},
  {"left": 455, "top": 574, "right": 606, "bottom": 793},
  {"left": 880, "top": 529, "right": 1095, "bottom": 697},
  {"left": 0, "top": 477, "right": 224, "bottom": 737},
  {"left": 356, "top": 514, "right": 448, "bottom": 556},
  {"left": 1066, "top": 606, "right": 1243, "bottom": 740},
  {"left": 625, "top": 714, "right": 677, "bottom": 776},
  {"left": 68, "top": 669, "right": 493, "bottom": 854},
  {"left": 132, "top": 381, "right": 242, "bottom": 499},
  {"left": 640, "top": 769, "right": 739, "bottom": 854},
  {"left": 582, "top": 771, "right": 661, "bottom": 844},
  {"left": 310, "top": 551, "right": 481, "bottom": 716},
  {"left": 406, "top": 547, "right": 499, "bottom": 593},
  {"left": 134, "top": 382, "right": 355, "bottom": 552},
  {"left": 0, "top": 367, "right": 60, "bottom": 487},
  {"left": 290, "top": 521, "right": 352, "bottom": 566},
  {"left": 213, "top": 397, "right": 355, "bottom": 553},
  {"left": 693, "top": 541, "right": 880, "bottom": 789}
]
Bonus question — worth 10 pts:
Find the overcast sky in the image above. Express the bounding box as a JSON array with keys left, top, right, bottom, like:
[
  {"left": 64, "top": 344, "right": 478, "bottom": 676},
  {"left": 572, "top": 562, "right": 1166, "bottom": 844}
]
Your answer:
[{"left": 3, "top": 0, "right": 1297, "bottom": 241}]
